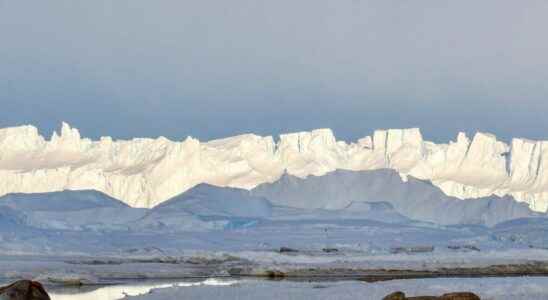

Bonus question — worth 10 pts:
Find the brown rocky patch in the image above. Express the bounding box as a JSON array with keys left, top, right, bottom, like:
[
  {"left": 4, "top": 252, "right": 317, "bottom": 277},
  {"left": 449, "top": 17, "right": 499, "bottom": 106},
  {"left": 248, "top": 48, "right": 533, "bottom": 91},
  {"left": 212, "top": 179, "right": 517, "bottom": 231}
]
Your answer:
[
  {"left": 384, "top": 291, "right": 480, "bottom": 300},
  {"left": 0, "top": 280, "right": 50, "bottom": 300}
]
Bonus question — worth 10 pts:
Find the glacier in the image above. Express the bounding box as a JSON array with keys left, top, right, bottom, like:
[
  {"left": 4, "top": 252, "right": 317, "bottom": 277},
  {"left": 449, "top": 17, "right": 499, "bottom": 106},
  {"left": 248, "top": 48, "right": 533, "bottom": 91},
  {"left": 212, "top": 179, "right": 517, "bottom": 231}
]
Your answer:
[
  {"left": 2, "top": 122, "right": 548, "bottom": 211},
  {"left": 253, "top": 169, "right": 540, "bottom": 227}
]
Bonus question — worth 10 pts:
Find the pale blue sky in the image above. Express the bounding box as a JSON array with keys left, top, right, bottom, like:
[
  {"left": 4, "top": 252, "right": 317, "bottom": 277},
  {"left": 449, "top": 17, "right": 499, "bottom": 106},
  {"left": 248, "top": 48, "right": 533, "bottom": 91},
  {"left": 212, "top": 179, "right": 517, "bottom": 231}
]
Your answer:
[{"left": 1, "top": 1, "right": 547, "bottom": 142}]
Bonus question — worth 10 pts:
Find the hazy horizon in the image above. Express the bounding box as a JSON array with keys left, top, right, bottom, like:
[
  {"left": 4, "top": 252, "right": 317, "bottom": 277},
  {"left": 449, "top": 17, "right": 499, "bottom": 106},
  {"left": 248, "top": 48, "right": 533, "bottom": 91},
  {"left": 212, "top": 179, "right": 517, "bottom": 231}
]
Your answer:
[{"left": 2, "top": 1, "right": 548, "bottom": 142}]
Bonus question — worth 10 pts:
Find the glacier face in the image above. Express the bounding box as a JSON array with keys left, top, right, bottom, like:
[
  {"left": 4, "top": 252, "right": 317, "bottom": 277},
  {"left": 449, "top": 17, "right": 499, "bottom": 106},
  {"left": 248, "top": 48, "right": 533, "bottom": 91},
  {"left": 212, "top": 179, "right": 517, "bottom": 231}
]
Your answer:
[{"left": 2, "top": 122, "right": 548, "bottom": 211}]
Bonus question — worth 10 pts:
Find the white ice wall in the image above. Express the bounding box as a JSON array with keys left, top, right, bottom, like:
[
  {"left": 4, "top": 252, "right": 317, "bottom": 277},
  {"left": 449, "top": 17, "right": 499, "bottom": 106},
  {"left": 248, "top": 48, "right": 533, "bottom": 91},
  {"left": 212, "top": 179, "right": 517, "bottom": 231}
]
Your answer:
[{"left": 2, "top": 122, "right": 548, "bottom": 211}]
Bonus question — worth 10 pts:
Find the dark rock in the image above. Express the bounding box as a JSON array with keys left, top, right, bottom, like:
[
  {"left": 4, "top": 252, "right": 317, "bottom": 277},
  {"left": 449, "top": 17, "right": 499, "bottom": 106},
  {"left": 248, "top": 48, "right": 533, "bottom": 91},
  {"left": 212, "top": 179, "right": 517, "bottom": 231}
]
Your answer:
[
  {"left": 265, "top": 270, "right": 287, "bottom": 278},
  {"left": 322, "top": 248, "right": 339, "bottom": 253},
  {"left": 383, "top": 291, "right": 480, "bottom": 300},
  {"left": 279, "top": 247, "right": 299, "bottom": 253},
  {"left": 383, "top": 291, "right": 406, "bottom": 300},
  {"left": 0, "top": 280, "right": 50, "bottom": 300},
  {"left": 448, "top": 245, "right": 480, "bottom": 252},
  {"left": 390, "top": 246, "right": 434, "bottom": 254},
  {"left": 463, "top": 246, "right": 480, "bottom": 252},
  {"left": 439, "top": 292, "right": 480, "bottom": 300},
  {"left": 312, "top": 284, "right": 329, "bottom": 289}
]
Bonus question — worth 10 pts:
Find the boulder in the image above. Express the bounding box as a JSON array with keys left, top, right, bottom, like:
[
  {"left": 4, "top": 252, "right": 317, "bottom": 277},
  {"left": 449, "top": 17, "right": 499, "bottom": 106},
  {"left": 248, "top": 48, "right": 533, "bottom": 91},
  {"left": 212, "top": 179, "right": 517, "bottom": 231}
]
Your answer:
[
  {"left": 279, "top": 247, "right": 299, "bottom": 253},
  {"left": 383, "top": 292, "right": 406, "bottom": 300},
  {"left": 0, "top": 280, "right": 50, "bottom": 300},
  {"left": 439, "top": 293, "right": 480, "bottom": 300}
]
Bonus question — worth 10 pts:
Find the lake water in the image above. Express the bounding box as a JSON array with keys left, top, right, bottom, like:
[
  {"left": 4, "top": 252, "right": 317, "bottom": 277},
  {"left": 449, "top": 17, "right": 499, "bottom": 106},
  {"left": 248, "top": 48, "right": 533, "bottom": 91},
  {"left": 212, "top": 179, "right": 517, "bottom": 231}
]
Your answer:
[{"left": 48, "top": 278, "right": 239, "bottom": 300}]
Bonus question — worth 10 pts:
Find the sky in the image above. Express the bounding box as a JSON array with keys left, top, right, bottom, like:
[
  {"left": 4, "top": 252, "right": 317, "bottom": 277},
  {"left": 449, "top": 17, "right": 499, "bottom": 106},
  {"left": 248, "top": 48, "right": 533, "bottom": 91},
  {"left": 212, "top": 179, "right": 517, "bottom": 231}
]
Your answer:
[{"left": 1, "top": 1, "right": 548, "bottom": 143}]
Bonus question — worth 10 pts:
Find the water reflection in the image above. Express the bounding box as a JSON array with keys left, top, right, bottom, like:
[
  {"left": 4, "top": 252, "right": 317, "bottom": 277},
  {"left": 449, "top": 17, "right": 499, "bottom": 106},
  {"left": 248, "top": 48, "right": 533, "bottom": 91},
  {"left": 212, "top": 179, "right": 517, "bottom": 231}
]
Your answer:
[{"left": 49, "top": 278, "right": 239, "bottom": 300}]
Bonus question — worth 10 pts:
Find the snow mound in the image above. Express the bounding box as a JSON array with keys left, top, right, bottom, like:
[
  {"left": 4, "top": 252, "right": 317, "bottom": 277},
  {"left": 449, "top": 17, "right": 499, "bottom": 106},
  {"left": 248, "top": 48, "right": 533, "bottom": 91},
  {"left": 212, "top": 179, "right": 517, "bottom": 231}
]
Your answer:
[
  {"left": 0, "top": 190, "right": 147, "bottom": 231},
  {"left": 253, "top": 169, "right": 542, "bottom": 226},
  {"left": 132, "top": 184, "right": 272, "bottom": 232},
  {"left": 0, "top": 187, "right": 271, "bottom": 234},
  {"left": 131, "top": 184, "right": 272, "bottom": 232},
  {"left": 0, "top": 190, "right": 129, "bottom": 211},
  {"left": 155, "top": 184, "right": 272, "bottom": 219}
]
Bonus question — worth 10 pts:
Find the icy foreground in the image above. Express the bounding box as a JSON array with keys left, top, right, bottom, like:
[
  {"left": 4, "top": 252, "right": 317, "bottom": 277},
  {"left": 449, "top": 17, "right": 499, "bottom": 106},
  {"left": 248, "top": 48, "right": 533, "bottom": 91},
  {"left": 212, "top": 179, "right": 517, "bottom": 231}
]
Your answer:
[
  {"left": 1, "top": 184, "right": 548, "bottom": 299},
  {"left": 3, "top": 123, "right": 548, "bottom": 211},
  {"left": 0, "top": 182, "right": 548, "bottom": 266},
  {"left": 122, "top": 277, "right": 548, "bottom": 300}
]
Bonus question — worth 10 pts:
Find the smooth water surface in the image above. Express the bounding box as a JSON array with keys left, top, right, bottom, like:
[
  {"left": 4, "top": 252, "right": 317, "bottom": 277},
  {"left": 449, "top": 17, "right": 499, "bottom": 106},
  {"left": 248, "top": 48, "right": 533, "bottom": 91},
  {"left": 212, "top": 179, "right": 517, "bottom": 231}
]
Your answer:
[{"left": 48, "top": 278, "right": 239, "bottom": 300}]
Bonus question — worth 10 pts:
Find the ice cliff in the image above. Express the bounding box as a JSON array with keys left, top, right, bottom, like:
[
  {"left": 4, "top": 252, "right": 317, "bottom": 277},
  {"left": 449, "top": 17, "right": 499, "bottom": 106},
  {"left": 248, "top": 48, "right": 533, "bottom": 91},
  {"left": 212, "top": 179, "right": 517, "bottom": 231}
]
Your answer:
[{"left": 2, "top": 122, "right": 548, "bottom": 211}]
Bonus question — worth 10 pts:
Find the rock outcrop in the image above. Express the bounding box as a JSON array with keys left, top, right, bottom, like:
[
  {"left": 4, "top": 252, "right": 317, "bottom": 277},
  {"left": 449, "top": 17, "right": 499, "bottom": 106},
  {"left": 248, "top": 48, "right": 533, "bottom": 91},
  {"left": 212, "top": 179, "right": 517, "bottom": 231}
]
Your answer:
[
  {"left": 383, "top": 291, "right": 480, "bottom": 300},
  {"left": 0, "top": 280, "right": 50, "bottom": 300}
]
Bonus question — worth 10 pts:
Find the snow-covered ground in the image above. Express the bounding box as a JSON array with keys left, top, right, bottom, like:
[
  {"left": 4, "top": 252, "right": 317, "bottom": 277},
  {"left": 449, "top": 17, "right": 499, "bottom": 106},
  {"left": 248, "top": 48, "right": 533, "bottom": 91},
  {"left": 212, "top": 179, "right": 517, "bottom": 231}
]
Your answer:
[
  {"left": 121, "top": 277, "right": 548, "bottom": 300},
  {"left": 3, "top": 207, "right": 548, "bottom": 299},
  {"left": 1, "top": 180, "right": 548, "bottom": 278},
  {"left": 43, "top": 277, "right": 548, "bottom": 300}
]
